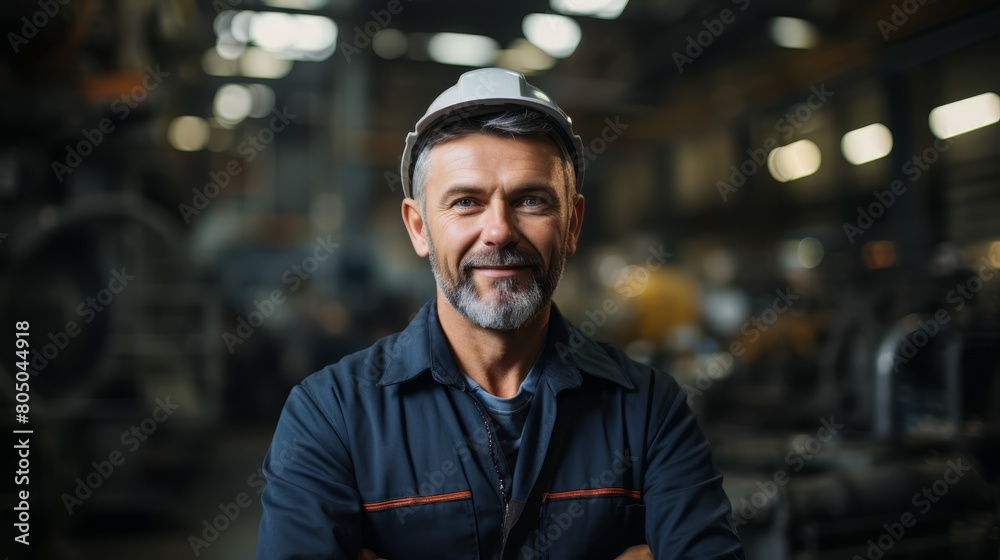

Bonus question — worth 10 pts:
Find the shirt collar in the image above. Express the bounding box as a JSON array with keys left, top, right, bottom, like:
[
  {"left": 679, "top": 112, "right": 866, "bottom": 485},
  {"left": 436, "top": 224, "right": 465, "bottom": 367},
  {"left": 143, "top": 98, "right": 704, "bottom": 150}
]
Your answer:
[{"left": 377, "top": 298, "right": 633, "bottom": 391}]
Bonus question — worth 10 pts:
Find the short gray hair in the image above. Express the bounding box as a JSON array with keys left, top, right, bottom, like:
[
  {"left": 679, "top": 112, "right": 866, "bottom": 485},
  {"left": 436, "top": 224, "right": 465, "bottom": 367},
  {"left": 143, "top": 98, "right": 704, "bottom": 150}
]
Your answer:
[{"left": 410, "top": 109, "right": 575, "bottom": 213}]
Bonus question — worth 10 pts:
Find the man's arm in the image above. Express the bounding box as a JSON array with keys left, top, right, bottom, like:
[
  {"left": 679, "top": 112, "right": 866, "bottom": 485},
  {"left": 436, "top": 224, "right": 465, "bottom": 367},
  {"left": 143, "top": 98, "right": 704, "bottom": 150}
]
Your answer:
[
  {"left": 256, "top": 383, "right": 362, "bottom": 559},
  {"left": 643, "top": 384, "right": 744, "bottom": 559}
]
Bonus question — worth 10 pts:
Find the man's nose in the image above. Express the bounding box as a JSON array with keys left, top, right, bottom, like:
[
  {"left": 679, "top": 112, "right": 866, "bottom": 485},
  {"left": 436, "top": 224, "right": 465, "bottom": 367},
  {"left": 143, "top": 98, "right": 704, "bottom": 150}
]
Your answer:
[{"left": 480, "top": 201, "right": 520, "bottom": 248}]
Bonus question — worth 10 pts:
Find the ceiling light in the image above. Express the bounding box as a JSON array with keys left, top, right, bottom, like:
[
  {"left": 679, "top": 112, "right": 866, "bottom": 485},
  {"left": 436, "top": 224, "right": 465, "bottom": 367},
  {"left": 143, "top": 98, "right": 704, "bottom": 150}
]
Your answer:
[
  {"left": 929, "top": 92, "right": 1000, "bottom": 139},
  {"left": 496, "top": 38, "right": 556, "bottom": 74},
  {"left": 427, "top": 33, "right": 499, "bottom": 67},
  {"left": 239, "top": 47, "right": 294, "bottom": 79},
  {"left": 768, "top": 139, "right": 821, "bottom": 182},
  {"left": 214, "top": 84, "right": 254, "bottom": 125},
  {"left": 550, "top": 0, "right": 628, "bottom": 19},
  {"left": 842, "top": 123, "right": 893, "bottom": 165},
  {"left": 167, "top": 116, "right": 211, "bottom": 152},
  {"left": 523, "top": 13, "right": 581, "bottom": 58},
  {"left": 261, "top": 0, "right": 329, "bottom": 9},
  {"left": 768, "top": 17, "right": 819, "bottom": 49},
  {"left": 373, "top": 29, "right": 408, "bottom": 59}
]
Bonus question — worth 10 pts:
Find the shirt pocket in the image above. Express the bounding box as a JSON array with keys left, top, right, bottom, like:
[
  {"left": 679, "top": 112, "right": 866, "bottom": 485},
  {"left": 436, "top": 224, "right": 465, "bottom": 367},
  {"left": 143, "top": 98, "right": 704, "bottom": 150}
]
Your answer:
[
  {"left": 530, "top": 489, "right": 646, "bottom": 560},
  {"left": 362, "top": 490, "right": 479, "bottom": 559}
]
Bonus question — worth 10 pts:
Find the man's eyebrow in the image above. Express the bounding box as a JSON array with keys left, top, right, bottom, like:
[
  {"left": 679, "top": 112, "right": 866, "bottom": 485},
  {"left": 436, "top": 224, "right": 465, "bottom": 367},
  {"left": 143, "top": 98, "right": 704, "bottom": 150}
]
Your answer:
[
  {"left": 441, "top": 185, "right": 483, "bottom": 195},
  {"left": 438, "top": 185, "right": 486, "bottom": 201},
  {"left": 438, "top": 183, "right": 562, "bottom": 199},
  {"left": 510, "top": 183, "right": 560, "bottom": 198}
]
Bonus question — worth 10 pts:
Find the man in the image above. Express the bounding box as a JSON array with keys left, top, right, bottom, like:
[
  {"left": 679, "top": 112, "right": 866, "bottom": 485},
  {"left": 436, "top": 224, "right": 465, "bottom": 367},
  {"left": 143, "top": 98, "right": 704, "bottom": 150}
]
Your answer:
[{"left": 256, "top": 68, "right": 744, "bottom": 559}]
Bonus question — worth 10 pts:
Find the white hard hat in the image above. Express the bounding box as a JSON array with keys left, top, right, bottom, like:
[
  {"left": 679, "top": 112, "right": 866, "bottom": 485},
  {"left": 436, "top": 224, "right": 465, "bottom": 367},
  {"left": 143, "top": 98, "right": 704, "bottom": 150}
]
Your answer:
[{"left": 399, "top": 67, "right": 585, "bottom": 198}]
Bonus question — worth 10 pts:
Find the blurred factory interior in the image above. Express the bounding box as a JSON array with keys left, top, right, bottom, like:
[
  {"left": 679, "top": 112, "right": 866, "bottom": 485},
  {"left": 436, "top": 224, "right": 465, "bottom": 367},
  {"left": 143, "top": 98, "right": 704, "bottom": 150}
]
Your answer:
[{"left": 1, "top": 0, "right": 999, "bottom": 557}]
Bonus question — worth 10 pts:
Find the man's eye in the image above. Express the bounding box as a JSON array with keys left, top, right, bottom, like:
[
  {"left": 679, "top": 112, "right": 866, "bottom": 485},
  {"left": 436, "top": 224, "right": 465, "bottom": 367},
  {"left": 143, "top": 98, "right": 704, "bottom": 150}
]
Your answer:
[
  {"left": 455, "top": 198, "right": 475, "bottom": 208},
  {"left": 521, "top": 196, "right": 544, "bottom": 207}
]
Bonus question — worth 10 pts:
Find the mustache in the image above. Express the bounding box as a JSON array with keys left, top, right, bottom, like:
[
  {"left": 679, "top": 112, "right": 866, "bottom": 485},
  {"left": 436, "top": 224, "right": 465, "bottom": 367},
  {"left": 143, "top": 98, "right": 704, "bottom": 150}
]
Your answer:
[{"left": 461, "top": 247, "right": 542, "bottom": 271}]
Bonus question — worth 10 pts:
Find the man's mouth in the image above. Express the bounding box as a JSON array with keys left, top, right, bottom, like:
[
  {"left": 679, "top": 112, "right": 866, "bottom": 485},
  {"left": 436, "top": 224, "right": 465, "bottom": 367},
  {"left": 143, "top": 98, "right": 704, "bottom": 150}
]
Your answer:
[{"left": 471, "top": 265, "right": 530, "bottom": 278}]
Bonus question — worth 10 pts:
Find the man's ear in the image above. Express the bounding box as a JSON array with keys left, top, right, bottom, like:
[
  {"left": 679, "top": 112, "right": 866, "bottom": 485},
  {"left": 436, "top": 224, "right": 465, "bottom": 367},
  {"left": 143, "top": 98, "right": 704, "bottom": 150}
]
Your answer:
[
  {"left": 401, "top": 197, "right": 429, "bottom": 258},
  {"left": 566, "top": 193, "right": 585, "bottom": 256}
]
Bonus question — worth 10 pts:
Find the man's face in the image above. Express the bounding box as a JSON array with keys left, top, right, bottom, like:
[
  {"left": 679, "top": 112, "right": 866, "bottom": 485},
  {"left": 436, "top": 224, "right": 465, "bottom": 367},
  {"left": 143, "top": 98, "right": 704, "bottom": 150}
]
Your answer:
[{"left": 402, "top": 133, "right": 584, "bottom": 330}]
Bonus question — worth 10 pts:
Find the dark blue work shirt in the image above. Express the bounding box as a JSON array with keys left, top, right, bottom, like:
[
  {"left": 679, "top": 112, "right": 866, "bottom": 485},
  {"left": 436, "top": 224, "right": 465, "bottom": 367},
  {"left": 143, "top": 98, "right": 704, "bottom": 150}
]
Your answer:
[{"left": 256, "top": 299, "right": 744, "bottom": 559}]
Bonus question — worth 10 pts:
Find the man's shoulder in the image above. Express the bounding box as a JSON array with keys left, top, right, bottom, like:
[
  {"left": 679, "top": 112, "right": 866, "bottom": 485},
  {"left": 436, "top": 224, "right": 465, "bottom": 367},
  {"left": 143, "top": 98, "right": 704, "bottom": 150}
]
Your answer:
[
  {"left": 298, "top": 329, "right": 413, "bottom": 397},
  {"left": 553, "top": 315, "right": 683, "bottom": 405},
  {"left": 592, "top": 339, "right": 683, "bottom": 396}
]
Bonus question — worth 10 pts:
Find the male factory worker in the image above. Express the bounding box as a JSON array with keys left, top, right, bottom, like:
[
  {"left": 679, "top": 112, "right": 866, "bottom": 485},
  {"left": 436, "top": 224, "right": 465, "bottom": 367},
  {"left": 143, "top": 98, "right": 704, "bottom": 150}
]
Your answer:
[{"left": 256, "top": 68, "right": 744, "bottom": 560}]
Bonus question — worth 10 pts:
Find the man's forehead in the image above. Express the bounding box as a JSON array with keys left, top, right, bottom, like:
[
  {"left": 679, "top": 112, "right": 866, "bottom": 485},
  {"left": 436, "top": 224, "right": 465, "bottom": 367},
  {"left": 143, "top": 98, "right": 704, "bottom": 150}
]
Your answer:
[{"left": 426, "top": 134, "right": 572, "bottom": 191}]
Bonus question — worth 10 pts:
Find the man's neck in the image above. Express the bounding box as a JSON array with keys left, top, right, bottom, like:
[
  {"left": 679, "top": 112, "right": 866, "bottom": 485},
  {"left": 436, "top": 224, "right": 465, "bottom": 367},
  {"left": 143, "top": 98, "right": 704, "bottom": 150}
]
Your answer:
[{"left": 436, "top": 292, "right": 549, "bottom": 399}]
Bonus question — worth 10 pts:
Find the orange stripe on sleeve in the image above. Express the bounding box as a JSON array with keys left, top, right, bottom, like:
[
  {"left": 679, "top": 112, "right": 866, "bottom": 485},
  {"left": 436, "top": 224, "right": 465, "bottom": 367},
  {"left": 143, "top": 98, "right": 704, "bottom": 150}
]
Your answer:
[
  {"left": 363, "top": 490, "right": 472, "bottom": 512},
  {"left": 541, "top": 488, "right": 642, "bottom": 501}
]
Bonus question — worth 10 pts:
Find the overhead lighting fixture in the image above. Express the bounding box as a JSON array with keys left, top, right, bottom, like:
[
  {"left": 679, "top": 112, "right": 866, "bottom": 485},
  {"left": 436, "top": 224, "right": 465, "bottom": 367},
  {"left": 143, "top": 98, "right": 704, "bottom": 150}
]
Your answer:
[
  {"left": 167, "top": 116, "right": 211, "bottom": 152},
  {"left": 427, "top": 33, "right": 499, "bottom": 67},
  {"left": 373, "top": 29, "right": 408, "bottom": 59},
  {"left": 246, "top": 84, "right": 277, "bottom": 118},
  {"left": 929, "top": 92, "right": 1000, "bottom": 139},
  {"left": 989, "top": 240, "right": 1000, "bottom": 268},
  {"left": 841, "top": 123, "right": 893, "bottom": 165},
  {"left": 261, "top": 0, "right": 329, "bottom": 9},
  {"left": 214, "top": 10, "right": 235, "bottom": 37},
  {"left": 213, "top": 84, "right": 254, "bottom": 126},
  {"left": 797, "top": 237, "right": 824, "bottom": 268},
  {"left": 780, "top": 237, "right": 824, "bottom": 270},
  {"left": 213, "top": 13, "right": 245, "bottom": 60},
  {"left": 214, "top": 10, "right": 338, "bottom": 61},
  {"left": 239, "top": 46, "right": 294, "bottom": 79},
  {"left": 550, "top": 0, "right": 628, "bottom": 19},
  {"left": 768, "top": 17, "right": 819, "bottom": 49},
  {"left": 767, "top": 139, "right": 821, "bottom": 182},
  {"left": 230, "top": 10, "right": 253, "bottom": 43},
  {"left": 522, "top": 13, "right": 581, "bottom": 58},
  {"left": 202, "top": 48, "right": 238, "bottom": 76},
  {"left": 496, "top": 38, "right": 556, "bottom": 74},
  {"left": 250, "top": 12, "right": 299, "bottom": 51},
  {"left": 293, "top": 14, "right": 338, "bottom": 55},
  {"left": 215, "top": 38, "right": 246, "bottom": 61}
]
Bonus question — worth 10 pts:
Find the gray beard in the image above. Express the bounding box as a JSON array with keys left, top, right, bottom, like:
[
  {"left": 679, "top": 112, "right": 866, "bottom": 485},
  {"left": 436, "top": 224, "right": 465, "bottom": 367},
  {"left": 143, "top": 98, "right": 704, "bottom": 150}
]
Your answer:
[{"left": 428, "top": 235, "right": 566, "bottom": 331}]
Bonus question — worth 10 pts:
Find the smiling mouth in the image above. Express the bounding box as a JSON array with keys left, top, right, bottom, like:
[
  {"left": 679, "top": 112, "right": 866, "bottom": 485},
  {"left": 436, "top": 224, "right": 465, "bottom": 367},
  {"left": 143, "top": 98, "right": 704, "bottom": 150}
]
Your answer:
[{"left": 472, "top": 266, "right": 529, "bottom": 277}]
